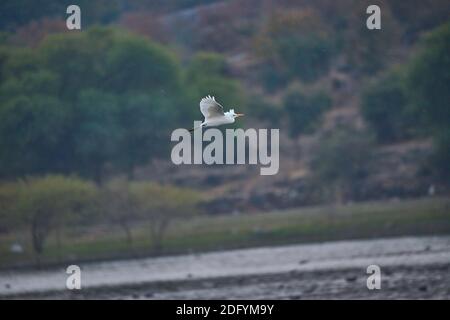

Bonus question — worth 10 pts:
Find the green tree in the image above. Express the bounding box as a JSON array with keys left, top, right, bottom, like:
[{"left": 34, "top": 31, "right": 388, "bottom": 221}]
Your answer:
[
  {"left": 184, "top": 52, "right": 244, "bottom": 123},
  {"left": 283, "top": 88, "right": 331, "bottom": 137},
  {"left": 72, "top": 89, "right": 121, "bottom": 183},
  {"left": 361, "top": 70, "right": 418, "bottom": 143},
  {"left": 0, "top": 27, "right": 187, "bottom": 181},
  {"left": 407, "top": 22, "right": 450, "bottom": 131},
  {"left": 129, "top": 182, "right": 201, "bottom": 253},
  {"left": 388, "top": 0, "right": 450, "bottom": 40},
  {"left": 344, "top": 2, "right": 400, "bottom": 74},
  {"left": 16, "top": 175, "right": 97, "bottom": 262},
  {"left": 104, "top": 34, "right": 182, "bottom": 94},
  {"left": 0, "top": 181, "right": 20, "bottom": 234},
  {"left": 101, "top": 178, "right": 138, "bottom": 249},
  {"left": 0, "top": 44, "right": 12, "bottom": 83},
  {"left": 310, "top": 126, "right": 374, "bottom": 204},
  {"left": 407, "top": 22, "right": 450, "bottom": 179},
  {"left": 115, "top": 93, "right": 175, "bottom": 179},
  {"left": 429, "top": 130, "right": 450, "bottom": 181},
  {"left": 255, "top": 9, "right": 335, "bottom": 84},
  {"left": 247, "top": 94, "right": 280, "bottom": 125},
  {"left": 0, "top": 95, "right": 67, "bottom": 178}
]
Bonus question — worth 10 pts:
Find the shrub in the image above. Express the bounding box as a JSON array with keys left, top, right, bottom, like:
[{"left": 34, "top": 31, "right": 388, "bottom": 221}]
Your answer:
[
  {"left": 129, "top": 182, "right": 201, "bottom": 253},
  {"left": 360, "top": 70, "right": 418, "bottom": 143},
  {"left": 283, "top": 88, "right": 332, "bottom": 137},
  {"left": 310, "top": 126, "right": 374, "bottom": 203},
  {"left": 255, "top": 9, "right": 335, "bottom": 85},
  {"left": 16, "top": 175, "right": 97, "bottom": 260},
  {"left": 406, "top": 22, "right": 450, "bottom": 181}
]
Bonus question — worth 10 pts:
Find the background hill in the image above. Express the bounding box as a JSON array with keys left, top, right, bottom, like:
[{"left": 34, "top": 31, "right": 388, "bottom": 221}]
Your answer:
[{"left": 0, "top": 0, "right": 449, "bottom": 268}]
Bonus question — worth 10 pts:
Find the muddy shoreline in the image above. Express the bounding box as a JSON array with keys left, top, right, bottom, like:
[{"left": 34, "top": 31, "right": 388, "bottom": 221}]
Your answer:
[
  {"left": 4, "top": 263, "right": 450, "bottom": 299},
  {"left": 2, "top": 236, "right": 450, "bottom": 299}
]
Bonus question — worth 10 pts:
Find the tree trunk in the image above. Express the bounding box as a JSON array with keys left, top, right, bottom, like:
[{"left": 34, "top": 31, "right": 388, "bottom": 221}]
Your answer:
[
  {"left": 55, "top": 227, "right": 63, "bottom": 263},
  {"left": 149, "top": 219, "right": 169, "bottom": 255},
  {"left": 31, "top": 218, "right": 45, "bottom": 268},
  {"left": 120, "top": 221, "right": 133, "bottom": 250}
]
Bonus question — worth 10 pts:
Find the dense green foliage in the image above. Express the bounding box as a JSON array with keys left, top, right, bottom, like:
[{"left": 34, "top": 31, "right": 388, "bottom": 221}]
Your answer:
[
  {"left": 256, "top": 9, "right": 335, "bottom": 88},
  {"left": 407, "top": 22, "right": 450, "bottom": 179},
  {"left": 407, "top": 22, "right": 450, "bottom": 131},
  {"left": 1, "top": 175, "right": 201, "bottom": 258},
  {"left": 360, "top": 21, "right": 450, "bottom": 178},
  {"left": 15, "top": 175, "right": 97, "bottom": 255},
  {"left": 184, "top": 52, "right": 244, "bottom": 120},
  {"left": 0, "top": 28, "right": 239, "bottom": 181},
  {"left": 361, "top": 70, "right": 417, "bottom": 143},
  {"left": 0, "top": 0, "right": 449, "bottom": 269},
  {"left": 283, "top": 88, "right": 331, "bottom": 137},
  {"left": 129, "top": 182, "right": 201, "bottom": 252},
  {"left": 311, "top": 126, "right": 374, "bottom": 203}
]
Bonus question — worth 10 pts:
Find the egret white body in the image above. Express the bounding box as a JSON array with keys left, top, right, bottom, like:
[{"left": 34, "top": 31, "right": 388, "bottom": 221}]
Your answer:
[{"left": 190, "top": 95, "right": 244, "bottom": 131}]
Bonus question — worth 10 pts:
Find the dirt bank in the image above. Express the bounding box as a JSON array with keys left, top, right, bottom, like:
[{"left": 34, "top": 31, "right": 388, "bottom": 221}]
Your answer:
[{"left": 2, "top": 235, "right": 449, "bottom": 299}]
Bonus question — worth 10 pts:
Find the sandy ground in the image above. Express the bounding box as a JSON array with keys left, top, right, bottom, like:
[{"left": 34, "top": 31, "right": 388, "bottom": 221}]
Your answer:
[{"left": 1, "top": 235, "right": 449, "bottom": 299}]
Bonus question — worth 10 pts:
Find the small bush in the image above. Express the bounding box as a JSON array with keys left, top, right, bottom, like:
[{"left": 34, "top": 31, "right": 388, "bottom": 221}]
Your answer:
[
  {"left": 360, "top": 70, "right": 419, "bottom": 143},
  {"left": 255, "top": 9, "right": 335, "bottom": 85},
  {"left": 310, "top": 126, "right": 374, "bottom": 203},
  {"left": 16, "top": 175, "right": 97, "bottom": 258},
  {"left": 283, "top": 88, "right": 332, "bottom": 137},
  {"left": 246, "top": 95, "right": 280, "bottom": 125}
]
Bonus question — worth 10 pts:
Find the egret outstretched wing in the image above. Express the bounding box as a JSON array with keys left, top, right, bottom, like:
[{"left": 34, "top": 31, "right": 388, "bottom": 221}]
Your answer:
[{"left": 200, "top": 95, "right": 224, "bottom": 120}]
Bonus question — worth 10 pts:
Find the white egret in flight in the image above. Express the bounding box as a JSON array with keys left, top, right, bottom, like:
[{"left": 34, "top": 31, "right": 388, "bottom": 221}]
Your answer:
[{"left": 189, "top": 95, "right": 244, "bottom": 132}]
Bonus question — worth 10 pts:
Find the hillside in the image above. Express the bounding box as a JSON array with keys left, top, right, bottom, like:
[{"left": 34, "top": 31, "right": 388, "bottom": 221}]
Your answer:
[{"left": 130, "top": 0, "right": 446, "bottom": 213}]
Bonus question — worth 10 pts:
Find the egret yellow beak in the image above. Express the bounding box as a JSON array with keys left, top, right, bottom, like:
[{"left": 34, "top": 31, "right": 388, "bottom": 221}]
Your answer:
[{"left": 236, "top": 113, "right": 245, "bottom": 118}]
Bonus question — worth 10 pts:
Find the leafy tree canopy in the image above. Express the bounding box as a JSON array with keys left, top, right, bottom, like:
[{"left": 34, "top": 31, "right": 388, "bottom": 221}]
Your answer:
[{"left": 0, "top": 27, "right": 187, "bottom": 181}]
